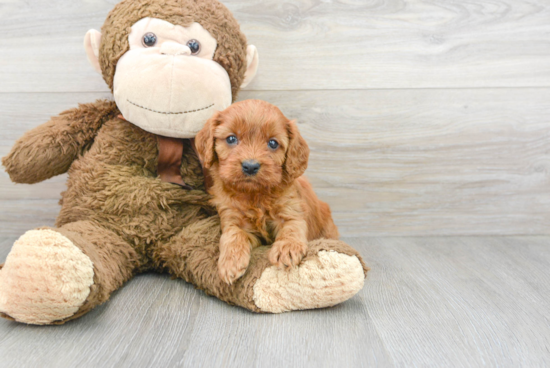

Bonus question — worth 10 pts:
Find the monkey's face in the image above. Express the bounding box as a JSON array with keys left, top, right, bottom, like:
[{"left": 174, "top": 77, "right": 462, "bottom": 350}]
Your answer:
[
  {"left": 85, "top": 15, "right": 259, "bottom": 139},
  {"left": 110, "top": 18, "right": 232, "bottom": 138}
]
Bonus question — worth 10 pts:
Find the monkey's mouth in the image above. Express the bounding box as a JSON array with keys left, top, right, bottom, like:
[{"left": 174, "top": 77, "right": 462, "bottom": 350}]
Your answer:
[{"left": 127, "top": 100, "right": 214, "bottom": 115}]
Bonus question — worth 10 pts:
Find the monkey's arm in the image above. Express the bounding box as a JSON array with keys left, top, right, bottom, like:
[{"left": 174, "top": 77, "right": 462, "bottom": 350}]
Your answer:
[{"left": 2, "top": 100, "right": 118, "bottom": 184}]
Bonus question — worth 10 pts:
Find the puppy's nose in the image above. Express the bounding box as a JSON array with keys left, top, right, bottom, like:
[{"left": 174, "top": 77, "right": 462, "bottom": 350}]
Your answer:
[{"left": 242, "top": 160, "right": 261, "bottom": 176}]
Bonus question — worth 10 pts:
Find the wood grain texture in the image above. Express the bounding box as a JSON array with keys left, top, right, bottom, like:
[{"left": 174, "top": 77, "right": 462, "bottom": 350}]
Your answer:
[
  {"left": 1, "top": 236, "right": 549, "bottom": 367},
  {"left": 2, "top": 89, "right": 549, "bottom": 236},
  {"left": 359, "top": 236, "right": 550, "bottom": 367},
  {"left": 0, "top": 0, "right": 549, "bottom": 92}
]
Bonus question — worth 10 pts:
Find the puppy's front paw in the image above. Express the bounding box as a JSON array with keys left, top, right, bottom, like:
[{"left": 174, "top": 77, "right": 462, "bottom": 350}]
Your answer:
[
  {"left": 218, "top": 246, "right": 251, "bottom": 285},
  {"left": 269, "top": 239, "right": 308, "bottom": 268}
]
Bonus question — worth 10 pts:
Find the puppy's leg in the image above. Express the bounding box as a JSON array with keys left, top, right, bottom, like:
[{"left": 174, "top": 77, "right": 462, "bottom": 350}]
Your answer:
[
  {"left": 218, "top": 226, "right": 253, "bottom": 285},
  {"left": 217, "top": 207, "right": 256, "bottom": 284},
  {"left": 269, "top": 219, "right": 308, "bottom": 268}
]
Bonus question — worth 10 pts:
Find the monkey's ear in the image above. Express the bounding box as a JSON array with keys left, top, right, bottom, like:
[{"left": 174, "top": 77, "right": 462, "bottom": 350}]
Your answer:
[
  {"left": 283, "top": 120, "right": 310, "bottom": 183},
  {"left": 195, "top": 111, "right": 222, "bottom": 169},
  {"left": 240, "top": 45, "right": 259, "bottom": 88},
  {"left": 84, "top": 30, "right": 102, "bottom": 74}
]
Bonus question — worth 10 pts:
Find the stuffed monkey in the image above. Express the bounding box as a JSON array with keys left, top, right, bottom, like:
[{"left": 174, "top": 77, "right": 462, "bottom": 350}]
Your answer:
[{"left": 0, "top": 0, "right": 368, "bottom": 325}]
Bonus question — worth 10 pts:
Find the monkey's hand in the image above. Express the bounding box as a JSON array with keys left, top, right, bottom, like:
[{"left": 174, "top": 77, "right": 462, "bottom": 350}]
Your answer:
[{"left": 2, "top": 99, "right": 118, "bottom": 184}]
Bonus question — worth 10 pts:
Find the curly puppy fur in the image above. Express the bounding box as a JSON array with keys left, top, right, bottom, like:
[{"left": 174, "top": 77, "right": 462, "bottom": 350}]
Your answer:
[{"left": 196, "top": 100, "right": 340, "bottom": 284}]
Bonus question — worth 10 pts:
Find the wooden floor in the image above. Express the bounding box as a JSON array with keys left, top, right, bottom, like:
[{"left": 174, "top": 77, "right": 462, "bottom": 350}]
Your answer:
[{"left": 0, "top": 236, "right": 549, "bottom": 367}]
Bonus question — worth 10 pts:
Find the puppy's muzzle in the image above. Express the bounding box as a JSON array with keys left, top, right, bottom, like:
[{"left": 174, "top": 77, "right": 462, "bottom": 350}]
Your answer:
[{"left": 242, "top": 160, "right": 261, "bottom": 176}]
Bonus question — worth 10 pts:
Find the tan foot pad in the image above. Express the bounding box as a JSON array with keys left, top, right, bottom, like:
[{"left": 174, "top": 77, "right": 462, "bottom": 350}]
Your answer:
[
  {"left": 253, "top": 250, "right": 365, "bottom": 313},
  {"left": 0, "top": 229, "right": 94, "bottom": 324}
]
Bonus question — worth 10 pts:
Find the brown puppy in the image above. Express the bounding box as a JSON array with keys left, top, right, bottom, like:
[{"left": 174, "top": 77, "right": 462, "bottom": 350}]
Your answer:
[{"left": 195, "top": 99, "right": 339, "bottom": 284}]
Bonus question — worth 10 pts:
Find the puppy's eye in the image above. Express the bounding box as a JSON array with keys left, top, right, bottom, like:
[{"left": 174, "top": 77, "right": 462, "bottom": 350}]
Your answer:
[
  {"left": 142, "top": 32, "right": 157, "bottom": 47},
  {"left": 226, "top": 135, "right": 238, "bottom": 145},
  {"left": 186, "top": 39, "right": 201, "bottom": 55},
  {"left": 268, "top": 139, "right": 279, "bottom": 150}
]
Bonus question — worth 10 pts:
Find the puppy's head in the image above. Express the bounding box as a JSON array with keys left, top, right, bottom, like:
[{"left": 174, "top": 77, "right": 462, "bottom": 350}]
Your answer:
[{"left": 195, "top": 99, "right": 309, "bottom": 192}]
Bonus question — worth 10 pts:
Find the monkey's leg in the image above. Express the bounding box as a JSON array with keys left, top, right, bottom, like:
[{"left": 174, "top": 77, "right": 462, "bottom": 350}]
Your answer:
[
  {"left": 153, "top": 216, "right": 368, "bottom": 313},
  {"left": 0, "top": 221, "right": 140, "bottom": 324}
]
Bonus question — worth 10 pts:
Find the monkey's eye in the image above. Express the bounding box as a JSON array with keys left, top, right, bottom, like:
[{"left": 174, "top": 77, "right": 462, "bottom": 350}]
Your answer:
[
  {"left": 226, "top": 135, "right": 238, "bottom": 145},
  {"left": 142, "top": 32, "right": 157, "bottom": 47},
  {"left": 268, "top": 139, "right": 279, "bottom": 150},
  {"left": 186, "top": 39, "right": 201, "bottom": 55}
]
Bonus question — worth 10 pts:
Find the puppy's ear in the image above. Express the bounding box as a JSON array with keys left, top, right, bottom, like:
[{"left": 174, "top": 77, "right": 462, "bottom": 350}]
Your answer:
[
  {"left": 283, "top": 120, "right": 310, "bottom": 183},
  {"left": 195, "top": 111, "right": 222, "bottom": 169}
]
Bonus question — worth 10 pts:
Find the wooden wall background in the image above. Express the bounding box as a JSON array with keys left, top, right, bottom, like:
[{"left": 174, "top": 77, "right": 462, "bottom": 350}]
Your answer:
[{"left": 1, "top": 0, "right": 549, "bottom": 237}]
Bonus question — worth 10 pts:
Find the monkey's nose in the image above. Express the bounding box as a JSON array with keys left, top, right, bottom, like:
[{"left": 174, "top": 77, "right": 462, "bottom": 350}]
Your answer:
[
  {"left": 160, "top": 41, "right": 191, "bottom": 56},
  {"left": 242, "top": 160, "right": 261, "bottom": 176}
]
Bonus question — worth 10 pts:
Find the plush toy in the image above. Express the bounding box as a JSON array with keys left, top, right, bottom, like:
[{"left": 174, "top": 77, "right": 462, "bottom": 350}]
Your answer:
[{"left": 0, "top": 0, "right": 368, "bottom": 325}]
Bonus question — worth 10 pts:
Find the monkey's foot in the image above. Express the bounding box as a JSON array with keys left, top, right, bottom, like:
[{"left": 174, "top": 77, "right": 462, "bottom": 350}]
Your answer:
[
  {"left": 0, "top": 229, "right": 94, "bottom": 324},
  {"left": 252, "top": 240, "right": 367, "bottom": 313}
]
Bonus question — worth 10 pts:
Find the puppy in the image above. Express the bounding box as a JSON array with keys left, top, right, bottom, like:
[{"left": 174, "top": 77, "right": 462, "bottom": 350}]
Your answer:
[{"left": 195, "top": 99, "right": 339, "bottom": 284}]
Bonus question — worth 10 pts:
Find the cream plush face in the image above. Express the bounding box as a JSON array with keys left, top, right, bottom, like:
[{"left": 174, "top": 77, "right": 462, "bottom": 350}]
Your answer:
[
  {"left": 85, "top": 17, "right": 259, "bottom": 138},
  {"left": 111, "top": 18, "right": 232, "bottom": 138}
]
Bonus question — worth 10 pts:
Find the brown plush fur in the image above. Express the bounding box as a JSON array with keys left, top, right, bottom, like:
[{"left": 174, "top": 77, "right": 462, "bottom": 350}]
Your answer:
[
  {"left": 1, "top": 0, "right": 368, "bottom": 322},
  {"left": 100, "top": 0, "right": 247, "bottom": 101},
  {"left": 54, "top": 221, "right": 140, "bottom": 322},
  {"left": 2, "top": 100, "right": 119, "bottom": 184},
  {"left": 195, "top": 100, "right": 339, "bottom": 284}
]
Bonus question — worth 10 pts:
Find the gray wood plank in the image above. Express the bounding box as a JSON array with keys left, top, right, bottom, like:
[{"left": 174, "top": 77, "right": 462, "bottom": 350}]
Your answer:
[
  {"left": 2, "top": 89, "right": 549, "bottom": 237},
  {"left": 1, "top": 236, "right": 549, "bottom": 367},
  {"left": 1, "top": 0, "right": 549, "bottom": 92},
  {"left": 360, "top": 236, "right": 550, "bottom": 367}
]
